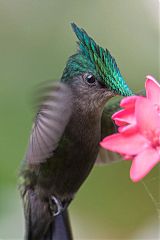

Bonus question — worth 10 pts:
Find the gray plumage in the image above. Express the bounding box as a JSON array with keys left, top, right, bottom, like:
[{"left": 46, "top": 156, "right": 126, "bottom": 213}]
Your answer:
[{"left": 19, "top": 23, "right": 133, "bottom": 240}]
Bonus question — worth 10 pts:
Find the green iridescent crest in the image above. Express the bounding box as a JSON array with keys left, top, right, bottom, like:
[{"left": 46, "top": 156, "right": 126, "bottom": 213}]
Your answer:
[{"left": 71, "top": 23, "right": 133, "bottom": 96}]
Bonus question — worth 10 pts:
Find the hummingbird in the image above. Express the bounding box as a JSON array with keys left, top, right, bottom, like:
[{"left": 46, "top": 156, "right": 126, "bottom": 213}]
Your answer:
[{"left": 19, "top": 23, "right": 133, "bottom": 240}]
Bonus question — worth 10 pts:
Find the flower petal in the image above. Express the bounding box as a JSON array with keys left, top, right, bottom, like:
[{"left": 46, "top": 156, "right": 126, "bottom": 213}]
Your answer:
[
  {"left": 146, "top": 76, "right": 160, "bottom": 106},
  {"left": 112, "top": 108, "right": 135, "bottom": 126},
  {"left": 130, "top": 147, "right": 160, "bottom": 182},
  {"left": 120, "top": 95, "right": 139, "bottom": 108},
  {"left": 135, "top": 97, "right": 160, "bottom": 135},
  {"left": 118, "top": 123, "right": 137, "bottom": 134},
  {"left": 100, "top": 132, "right": 149, "bottom": 155}
]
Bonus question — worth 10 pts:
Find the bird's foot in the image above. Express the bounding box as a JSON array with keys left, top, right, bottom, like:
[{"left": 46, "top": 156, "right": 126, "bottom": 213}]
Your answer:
[{"left": 49, "top": 195, "right": 72, "bottom": 216}]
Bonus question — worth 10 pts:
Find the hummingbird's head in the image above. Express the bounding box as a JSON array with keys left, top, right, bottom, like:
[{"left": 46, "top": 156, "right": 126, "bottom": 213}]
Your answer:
[{"left": 61, "top": 23, "right": 133, "bottom": 109}]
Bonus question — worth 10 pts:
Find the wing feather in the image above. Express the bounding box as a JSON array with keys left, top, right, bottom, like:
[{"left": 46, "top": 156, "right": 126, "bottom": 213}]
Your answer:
[
  {"left": 25, "top": 82, "right": 73, "bottom": 164},
  {"left": 97, "top": 89, "right": 146, "bottom": 164},
  {"left": 96, "top": 101, "right": 121, "bottom": 165}
]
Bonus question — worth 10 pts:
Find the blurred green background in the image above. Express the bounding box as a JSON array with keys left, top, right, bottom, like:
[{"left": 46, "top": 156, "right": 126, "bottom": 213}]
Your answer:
[{"left": 0, "top": 0, "right": 159, "bottom": 239}]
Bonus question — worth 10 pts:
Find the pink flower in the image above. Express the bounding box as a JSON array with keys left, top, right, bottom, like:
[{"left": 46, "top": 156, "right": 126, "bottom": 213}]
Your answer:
[
  {"left": 145, "top": 75, "right": 160, "bottom": 114},
  {"left": 100, "top": 76, "right": 160, "bottom": 182},
  {"left": 112, "top": 95, "right": 138, "bottom": 134}
]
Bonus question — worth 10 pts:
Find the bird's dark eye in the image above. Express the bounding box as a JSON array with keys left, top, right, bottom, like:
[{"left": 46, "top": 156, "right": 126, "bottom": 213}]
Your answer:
[{"left": 85, "top": 74, "right": 96, "bottom": 85}]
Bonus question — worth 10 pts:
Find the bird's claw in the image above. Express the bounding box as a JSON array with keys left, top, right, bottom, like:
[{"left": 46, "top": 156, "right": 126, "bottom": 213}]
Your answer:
[{"left": 50, "top": 195, "right": 64, "bottom": 216}]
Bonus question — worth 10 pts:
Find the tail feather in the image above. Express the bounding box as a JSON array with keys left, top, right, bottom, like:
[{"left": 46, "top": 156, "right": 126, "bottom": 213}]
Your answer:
[
  {"left": 22, "top": 188, "right": 52, "bottom": 240},
  {"left": 49, "top": 210, "right": 73, "bottom": 240},
  {"left": 21, "top": 188, "right": 73, "bottom": 240}
]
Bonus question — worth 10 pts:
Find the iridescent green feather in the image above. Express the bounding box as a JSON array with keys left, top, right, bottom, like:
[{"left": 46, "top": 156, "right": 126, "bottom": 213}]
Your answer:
[{"left": 71, "top": 23, "right": 133, "bottom": 96}]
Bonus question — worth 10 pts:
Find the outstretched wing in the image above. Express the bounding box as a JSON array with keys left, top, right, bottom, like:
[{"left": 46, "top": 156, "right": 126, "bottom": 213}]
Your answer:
[
  {"left": 96, "top": 101, "right": 122, "bottom": 165},
  {"left": 96, "top": 89, "right": 146, "bottom": 164},
  {"left": 25, "top": 82, "right": 73, "bottom": 164}
]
